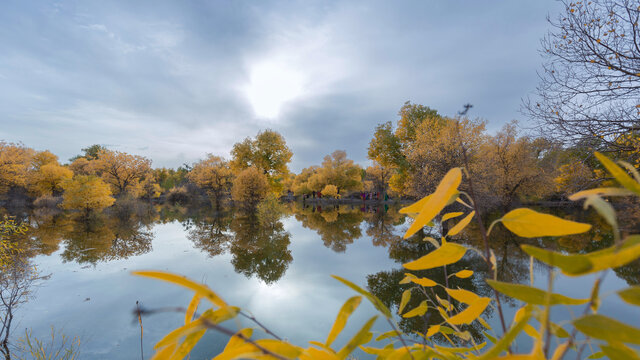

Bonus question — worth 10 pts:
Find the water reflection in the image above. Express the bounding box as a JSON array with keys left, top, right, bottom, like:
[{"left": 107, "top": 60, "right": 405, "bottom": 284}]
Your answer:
[
  {"left": 2, "top": 199, "right": 640, "bottom": 357},
  {"left": 291, "top": 203, "right": 364, "bottom": 252}
]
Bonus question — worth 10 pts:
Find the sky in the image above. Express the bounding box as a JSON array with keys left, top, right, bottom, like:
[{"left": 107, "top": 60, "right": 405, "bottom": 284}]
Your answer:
[{"left": 0, "top": 0, "right": 562, "bottom": 171}]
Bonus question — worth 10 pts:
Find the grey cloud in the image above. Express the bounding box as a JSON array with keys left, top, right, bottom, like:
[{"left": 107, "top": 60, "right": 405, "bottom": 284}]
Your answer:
[{"left": 0, "top": 0, "right": 561, "bottom": 170}]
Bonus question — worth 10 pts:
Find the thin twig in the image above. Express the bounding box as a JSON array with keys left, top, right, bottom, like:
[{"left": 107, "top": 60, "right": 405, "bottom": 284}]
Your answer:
[
  {"left": 554, "top": 271, "right": 607, "bottom": 360},
  {"left": 201, "top": 320, "right": 289, "bottom": 360},
  {"left": 453, "top": 118, "right": 509, "bottom": 337},
  {"left": 386, "top": 318, "right": 415, "bottom": 360},
  {"left": 239, "top": 311, "right": 283, "bottom": 341},
  {"left": 136, "top": 301, "right": 143, "bottom": 360}
]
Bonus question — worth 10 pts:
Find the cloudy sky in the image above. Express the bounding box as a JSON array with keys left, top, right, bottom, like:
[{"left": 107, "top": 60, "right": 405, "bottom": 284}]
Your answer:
[{"left": 0, "top": 0, "right": 562, "bottom": 171}]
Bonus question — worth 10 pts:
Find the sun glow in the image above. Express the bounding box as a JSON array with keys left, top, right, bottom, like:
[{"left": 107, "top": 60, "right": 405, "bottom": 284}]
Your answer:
[{"left": 246, "top": 61, "right": 304, "bottom": 119}]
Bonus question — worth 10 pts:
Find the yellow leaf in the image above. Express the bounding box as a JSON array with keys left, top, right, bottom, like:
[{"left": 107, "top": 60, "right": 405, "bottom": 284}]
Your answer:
[
  {"left": 399, "top": 194, "right": 431, "bottom": 214},
  {"left": 399, "top": 273, "right": 416, "bottom": 284},
  {"left": 214, "top": 339, "right": 301, "bottom": 360},
  {"left": 152, "top": 343, "right": 178, "bottom": 360},
  {"left": 185, "top": 294, "right": 202, "bottom": 325},
  {"left": 447, "top": 211, "right": 475, "bottom": 237},
  {"left": 499, "top": 208, "right": 591, "bottom": 238},
  {"left": 374, "top": 331, "right": 397, "bottom": 341},
  {"left": 478, "top": 317, "right": 492, "bottom": 330},
  {"left": 523, "top": 235, "right": 640, "bottom": 276},
  {"left": 441, "top": 212, "right": 464, "bottom": 222},
  {"left": 402, "top": 301, "right": 428, "bottom": 318},
  {"left": 569, "top": 187, "right": 634, "bottom": 200},
  {"left": 332, "top": 275, "right": 391, "bottom": 318},
  {"left": 573, "top": 314, "right": 640, "bottom": 345},
  {"left": 132, "top": 271, "right": 227, "bottom": 308},
  {"left": 156, "top": 307, "right": 238, "bottom": 349},
  {"left": 337, "top": 316, "right": 377, "bottom": 359},
  {"left": 454, "top": 270, "right": 473, "bottom": 279},
  {"left": 423, "top": 236, "right": 440, "bottom": 248},
  {"left": 446, "top": 288, "right": 479, "bottom": 304},
  {"left": 398, "top": 290, "right": 411, "bottom": 315},
  {"left": 487, "top": 280, "right": 589, "bottom": 305},
  {"left": 403, "top": 242, "right": 467, "bottom": 270},
  {"left": 426, "top": 325, "right": 440, "bottom": 338},
  {"left": 550, "top": 342, "right": 570, "bottom": 360},
  {"left": 600, "top": 342, "right": 640, "bottom": 360},
  {"left": 326, "top": 296, "right": 362, "bottom": 346},
  {"left": 403, "top": 168, "right": 462, "bottom": 239},
  {"left": 410, "top": 277, "right": 437, "bottom": 287},
  {"left": 618, "top": 286, "right": 640, "bottom": 306},
  {"left": 300, "top": 347, "right": 340, "bottom": 360},
  {"left": 224, "top": 328, "right": 254, "bottom": 351},
  {"left": 170, "top": 329, "right": 206, "bottom": 360},
  {"left": 476, "top": 305, "right": 533, "bottom": 360},
  {"left": 595, "top": 152, "right": 640, "bottom": 195},
  {"left": 446, "top": 297, "right": 491, "bottom": 325}
]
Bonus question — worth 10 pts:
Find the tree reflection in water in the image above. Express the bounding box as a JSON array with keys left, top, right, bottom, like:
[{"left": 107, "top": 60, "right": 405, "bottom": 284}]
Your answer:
[
  {"left": 176, "top": 204, "right": 293, "bottom": 284},
  {"left": 291, "top": 203, "right": 364, "bottom": 252},
  {"left": 3, "top": 199, "right": 639, "bottom": 352}
]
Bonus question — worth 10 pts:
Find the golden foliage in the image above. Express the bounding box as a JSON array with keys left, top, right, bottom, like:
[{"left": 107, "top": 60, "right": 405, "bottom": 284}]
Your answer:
[
  {"left": 188, "top": 155, "right": 233, "bottom": 202},
  {"left": 60, "top": 175, "right": 115, "bottom": 213},
  {"left": 92, "top": 149, "right": 152, "bottom": 196},
  {"left": 0, "top": 141, "right": 34, "bottom": 194},
  {"left": 231, "top": 167, "right": 270, "bottom": 208},
  {"left": 321, "top": 184, "right": 339, "bottom": 198},
  {"left": 29, "top": 163, "right": 73, "bottom": 197},
  {"left": 230, "top": 130, "right": 293, "bottom": 193}
]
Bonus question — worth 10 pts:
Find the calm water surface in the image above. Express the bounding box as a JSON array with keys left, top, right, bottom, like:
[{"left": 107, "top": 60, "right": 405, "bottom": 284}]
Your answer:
[{"left": 3, "top": 201, "right": 640, "bottom": 359}]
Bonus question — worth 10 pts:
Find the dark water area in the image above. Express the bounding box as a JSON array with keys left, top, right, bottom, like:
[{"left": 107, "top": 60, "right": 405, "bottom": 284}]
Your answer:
[{"left": 1, "top": 200, "right": 640, "bottom": 359}]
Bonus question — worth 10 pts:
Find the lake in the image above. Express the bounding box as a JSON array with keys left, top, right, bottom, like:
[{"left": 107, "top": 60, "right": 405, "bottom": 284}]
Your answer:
[{"left": 2, "top": 200, "right": 640, "bottom": 359}]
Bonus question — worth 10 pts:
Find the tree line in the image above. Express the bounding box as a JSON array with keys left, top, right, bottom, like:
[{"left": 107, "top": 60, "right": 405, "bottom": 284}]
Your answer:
[{"left": 1, "top": 101, "right": 637, "bottom": 217}]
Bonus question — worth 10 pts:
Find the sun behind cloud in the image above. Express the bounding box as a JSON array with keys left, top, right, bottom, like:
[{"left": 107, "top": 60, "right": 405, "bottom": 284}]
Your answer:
[{"left": 245, "top": 60, "right": 305, "bottom": 119}]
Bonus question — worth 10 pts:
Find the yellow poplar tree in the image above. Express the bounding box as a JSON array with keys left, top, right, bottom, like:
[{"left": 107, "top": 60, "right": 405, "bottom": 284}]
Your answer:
[
  {"left": 93, "top": 149, "right": 152, "bottom": 197},
  {"left": 188, "top": 155, "right": 234, "bottom": 204},
  {"left": 0, "top": 142, "right": 34, "bottom": 194},
  {"left": 29, "top": 163, "right": 73, "bottom": 196},
  {"left": 61, "top": 175, "right": 115, "bottom": 214},
  {"left": 231, "top": 167, "right": 270, "bottom": 208}
]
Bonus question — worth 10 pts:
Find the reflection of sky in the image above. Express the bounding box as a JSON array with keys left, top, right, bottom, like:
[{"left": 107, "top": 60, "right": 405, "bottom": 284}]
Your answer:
[
  {"left": 15, "top": 218, "right": 398, "bottom": 359},
  {"left": 12, "top": 213, "right": 640, "bottom": 359}
]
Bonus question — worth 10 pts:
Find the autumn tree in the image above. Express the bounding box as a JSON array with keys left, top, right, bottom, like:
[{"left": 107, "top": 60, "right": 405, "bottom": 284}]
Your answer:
[
  {"left": 188, "top": 155, "right": 234, "bottom": 205},
  {"left": 29, "top": 163, "right": 73, "bottom": 197},
  {"left": 231, "top": 167, "right": 270, "bottom": 208},
  {"left": 315, "top": 150, "right": 363, "bottom": 194},
  {"left": 92, "top": 149, "right": 153, "bottom": 197},
  {"left": 365, "top": 164, "right": 392, "bottom": 195},
  {"left": 406, "top": 116, "right": 486, "bottom": 197},
  {"left": 69, "top": 157, "right": 94, "bottom": 176},
  {"left": 230, "top": 130, "right": 293, "bottom": 192},
  {"left": 554, "top": 161, "right": 595, "bottom": 195},
  {"left": 30, "top": 150, "right": 58, "bottom": 170},
  {"left": 0, "top": 142, "right": 34, "bottom": 194},
  {"left": 321, "top": 184, "right": 339, "bottom": 198},
  {"left": 60, "top": 175, "right": 115, "bottom": 215},
  {"left": 479, "top": 121, "right": 555, "bottom": 207},
  {"left": 291, "top": 166, "right": 319, "bottom": 195},
  {"left": 524, "top": 0, "right": 640, "bottom": 152},
  {"left": 367, "top": 102, "right": 442, "bottom": 196}
]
